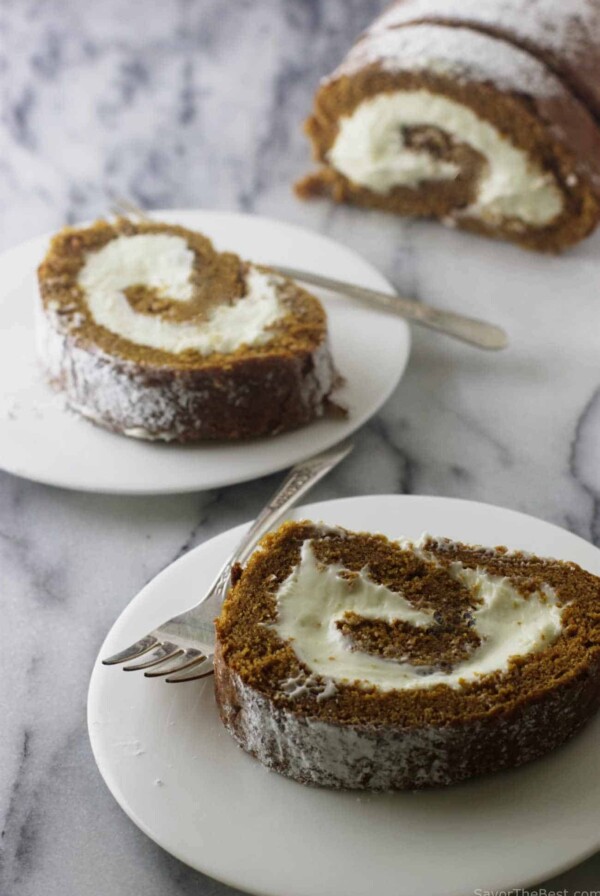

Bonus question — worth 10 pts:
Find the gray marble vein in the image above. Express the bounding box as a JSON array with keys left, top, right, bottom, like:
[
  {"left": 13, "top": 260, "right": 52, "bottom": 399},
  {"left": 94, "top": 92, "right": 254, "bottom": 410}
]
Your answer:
[{"left": 1, "top": 0, "right": 600, "bottom": 893}]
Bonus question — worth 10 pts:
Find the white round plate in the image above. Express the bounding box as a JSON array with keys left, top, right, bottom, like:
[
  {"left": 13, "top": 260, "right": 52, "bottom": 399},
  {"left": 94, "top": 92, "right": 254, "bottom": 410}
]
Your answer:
[
  {"left": 0, "top": 211, "right": 409, "bottom": 494},
  {"left": 88, "top": 494, "right": 600, "bottom": 896}
]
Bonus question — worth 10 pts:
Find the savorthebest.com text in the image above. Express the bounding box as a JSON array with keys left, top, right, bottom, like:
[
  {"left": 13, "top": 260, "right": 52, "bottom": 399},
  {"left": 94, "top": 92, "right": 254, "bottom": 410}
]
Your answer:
[{"left": 474, "top": 889, "right": 600, "bottom": 896}]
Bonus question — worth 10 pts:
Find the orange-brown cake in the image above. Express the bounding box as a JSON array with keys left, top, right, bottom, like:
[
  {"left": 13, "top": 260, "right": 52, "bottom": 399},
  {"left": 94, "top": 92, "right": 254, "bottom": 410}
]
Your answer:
[
  {"left": 36, "top": 219, "right": 339, "bottom": 442},
  {"left": 296, "top": 1, "right": 600, "bottom": 252},
  {"left": 215, "top": 521, "right": 600, "bottom": 790}
]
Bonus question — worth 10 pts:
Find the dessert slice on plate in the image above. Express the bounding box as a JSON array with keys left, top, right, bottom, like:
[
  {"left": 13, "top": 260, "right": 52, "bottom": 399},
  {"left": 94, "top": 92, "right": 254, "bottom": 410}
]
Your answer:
[
  {"left": 36, "top": 218, "right": 340, "bottom": 442},
  {"left": 215, "top": 520, "right": 600, "bottom": 789}
]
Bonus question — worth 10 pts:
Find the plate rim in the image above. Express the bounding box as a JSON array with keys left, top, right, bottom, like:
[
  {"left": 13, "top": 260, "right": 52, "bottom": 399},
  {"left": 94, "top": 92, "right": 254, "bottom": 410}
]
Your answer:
[
  {"left": 88, "top": 493, "right": 600, "bottom": 896},
  {"left": 0, "top": 209, "right": 410, "bottom": 494}
]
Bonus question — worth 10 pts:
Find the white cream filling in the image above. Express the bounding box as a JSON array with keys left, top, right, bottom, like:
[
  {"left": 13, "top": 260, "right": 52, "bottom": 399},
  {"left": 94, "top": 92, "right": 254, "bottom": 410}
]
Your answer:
[
  {"left": 77, "top": 233, "right": 284, "bottom": 355},
  {"left": 327, "top": 90, "right": 563, "bottom": 226},
  {"left": 271, "top": 538, "right": 563, "bottom": 692}
]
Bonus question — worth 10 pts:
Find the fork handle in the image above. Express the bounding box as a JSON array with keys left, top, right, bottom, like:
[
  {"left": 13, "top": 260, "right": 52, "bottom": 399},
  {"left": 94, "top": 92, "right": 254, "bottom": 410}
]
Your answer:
[
  {"left": 233, "top": 438, "right": 353, "bottom": 567},
  {"left": 203, "top": 438, "right": 353, "bottom": 605},
  {"left": 272, "top": 265, "right": 508, "bottom": 351},
  {"left": 110, "top": 199, "right": 506, "bottom": 351}
]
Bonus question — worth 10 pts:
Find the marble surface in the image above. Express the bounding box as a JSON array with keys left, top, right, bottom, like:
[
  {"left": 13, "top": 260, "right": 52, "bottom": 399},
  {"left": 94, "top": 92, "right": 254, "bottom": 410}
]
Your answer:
[{"left": 1, "top": 1, "right": 600, "bottom": 893}]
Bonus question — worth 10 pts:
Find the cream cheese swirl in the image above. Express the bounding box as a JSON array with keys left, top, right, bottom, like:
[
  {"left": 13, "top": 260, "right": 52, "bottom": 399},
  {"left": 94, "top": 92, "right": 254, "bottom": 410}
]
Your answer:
[
  {"left": 328, "top": 90, "right": 563, "bottom": 226},
  {"left": 272, "top": 537, "right": 563, "bottom": 691},
  {"left": 77, "top": 233, "right": 284, "bottom": 355}
]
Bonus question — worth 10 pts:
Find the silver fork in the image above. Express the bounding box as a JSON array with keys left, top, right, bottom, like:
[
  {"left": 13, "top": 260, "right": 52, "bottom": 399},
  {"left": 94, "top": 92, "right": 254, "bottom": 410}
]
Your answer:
[
  {"left": 109, "top": 196, "right": 508, "bottom": 351},
  {"left": 102, "top": 439, "right": 353, "bottom": 683}
]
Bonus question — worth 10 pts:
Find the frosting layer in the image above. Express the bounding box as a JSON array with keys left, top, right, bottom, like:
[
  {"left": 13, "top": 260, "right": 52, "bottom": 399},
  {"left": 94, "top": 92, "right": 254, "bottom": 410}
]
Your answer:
[
  {"left": 77, "top": 233, "right": 284, "bottom": 355},
  {"left": 272, "top": 537, "right": 563, "bottom": 691},
  {"left": 328, "top": 90, "right": 563, "bottom": 225}
]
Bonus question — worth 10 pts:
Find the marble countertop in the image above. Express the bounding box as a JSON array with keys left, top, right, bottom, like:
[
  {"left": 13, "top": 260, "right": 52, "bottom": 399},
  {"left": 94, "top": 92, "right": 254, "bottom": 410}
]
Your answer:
[{"left": 1, "top": 1, "right": 600, "bottom": 893}]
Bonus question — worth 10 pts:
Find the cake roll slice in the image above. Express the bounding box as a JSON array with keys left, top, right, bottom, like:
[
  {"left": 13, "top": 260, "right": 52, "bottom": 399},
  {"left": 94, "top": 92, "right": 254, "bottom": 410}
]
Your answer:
[
  {"left": 297, "top": 20, "right": 600, "bottom": 251},
  {"left": 215, "top": 521, "right": 600, "bottom": 790},
  {"left": 37, "top": 219, "right": 339, "bottom": 442}
]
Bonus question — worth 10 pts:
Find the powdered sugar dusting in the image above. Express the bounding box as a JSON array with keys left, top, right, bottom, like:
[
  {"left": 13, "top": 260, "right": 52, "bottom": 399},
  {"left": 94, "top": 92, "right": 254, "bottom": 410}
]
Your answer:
[
  {"left": 373, "top": 0, "right": 599, "bottom": 52},
  {"left": 280, "top": 671, "right": 338, "bottom": 702},
  {"left": 37, "top": 303, "right": 198, "bottom": 441},
  {"left": 370, "top": 0, "right": 600, "bottom": 115},
  {"left": 218, "top": 661, "right": 593, "bottom": 790},
  {"left": 0, "top": 314, "right": 71, "bottom": 426},
  {"left": 0, "top": 378, "right": 69, "bottom": 427},
  {"left": 332, "top": 24, "right": 564, "bottom": 97},
  {"left": 36, "top": 293, "right": 337, "bottom": 442}
]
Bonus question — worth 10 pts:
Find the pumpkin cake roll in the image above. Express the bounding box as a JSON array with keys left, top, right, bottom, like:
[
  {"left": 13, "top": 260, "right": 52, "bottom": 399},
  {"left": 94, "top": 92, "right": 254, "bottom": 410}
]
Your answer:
[
  {"left": 36, "top": 219, "right": 339, "bottom": 442},
  {"left": 297, "top": 0, "right": 600, "bottom": 252},
  {"left": 215, "top": 521, "right": 600, "bottom": 790}
]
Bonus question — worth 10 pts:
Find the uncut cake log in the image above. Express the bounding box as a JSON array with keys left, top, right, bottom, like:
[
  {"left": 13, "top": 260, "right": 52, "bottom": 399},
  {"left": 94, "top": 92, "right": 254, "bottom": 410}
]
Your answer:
[
  {"left": 297, "top": 3, "right": 600, "bottom": 252},
  {"left": 36, "top": 219, "right": 339, "bottom": 442},
  {"left": 215, "top": 522, "right": 600, "bottom": 790}
]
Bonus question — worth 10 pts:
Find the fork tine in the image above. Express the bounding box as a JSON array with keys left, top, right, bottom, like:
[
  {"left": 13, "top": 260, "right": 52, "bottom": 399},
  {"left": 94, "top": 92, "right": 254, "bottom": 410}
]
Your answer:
[
  {"left": 110, "top": 198, "right": 133, "bottom": 218},
  {"left": 165, "top": 668, "right": 214, "bottom": 683},
  {"left": 102, "top": 635, "right": 158, "bottom": 666},
  {"left": 110, "top": 201, "right": 136, "bottom": 220},
  {"left": 143, "top": 649, "right": 207, "bottom": 679},
  {"left": 112, "top": 196, "right": 150, "bottom": 220},
  {"left": 165, "top": 658, "right": 215, "bottom": 683},
  {"left": 123, "top": 197, "right": 148, "bottom": 217},
  {"left": 109, "top": 195, "right": 131, "bottom": 217},
  {"left": 123, "top": 644, "right": 182, "bottom": 671}
]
